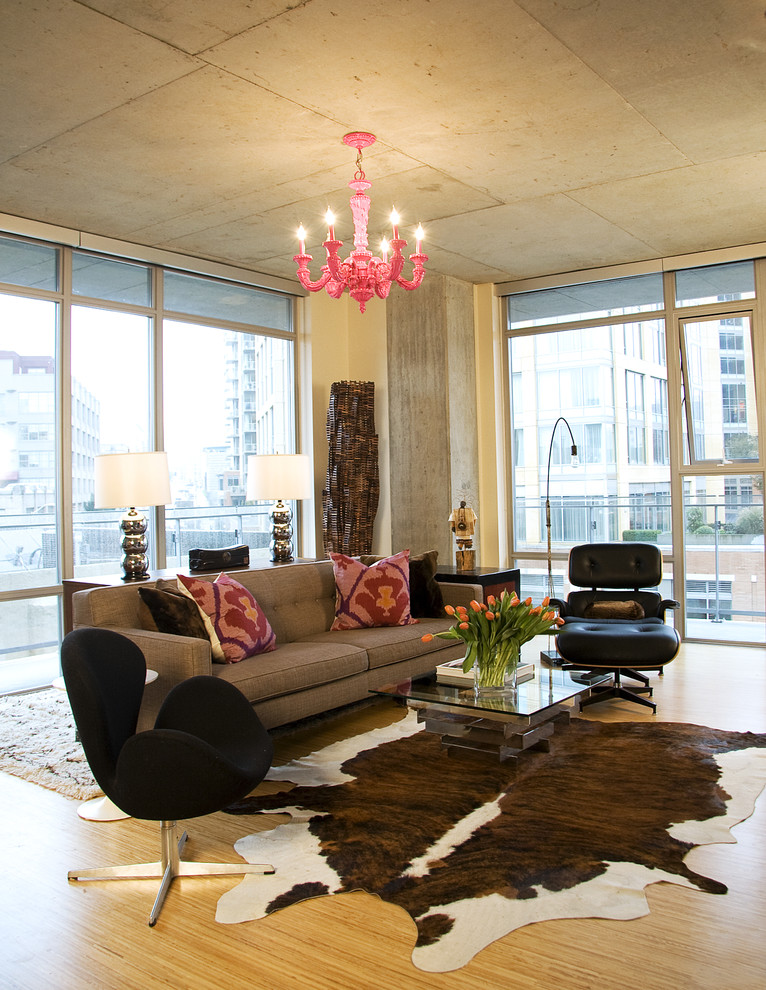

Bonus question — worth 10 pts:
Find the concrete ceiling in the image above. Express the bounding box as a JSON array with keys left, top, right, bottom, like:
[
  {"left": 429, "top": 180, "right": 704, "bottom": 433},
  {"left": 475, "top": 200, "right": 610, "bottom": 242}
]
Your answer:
[{"left": 2, "top": 0, "right": 766, "bottom": 288}]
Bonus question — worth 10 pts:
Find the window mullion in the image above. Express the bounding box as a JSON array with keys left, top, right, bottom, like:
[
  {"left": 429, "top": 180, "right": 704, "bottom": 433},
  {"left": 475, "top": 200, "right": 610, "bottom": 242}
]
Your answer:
[{"left": 58, "top": 246, "right": 74, "bottom": 585}]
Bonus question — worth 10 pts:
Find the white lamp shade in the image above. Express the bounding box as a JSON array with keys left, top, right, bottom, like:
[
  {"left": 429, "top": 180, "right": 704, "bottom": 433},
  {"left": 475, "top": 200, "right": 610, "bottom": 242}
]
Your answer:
[
  {"left": 246, "top": 454, "right": 312, "bottom": 501},
  {"left": 94, "top": 451, "right": 172, "bottom": 509}
]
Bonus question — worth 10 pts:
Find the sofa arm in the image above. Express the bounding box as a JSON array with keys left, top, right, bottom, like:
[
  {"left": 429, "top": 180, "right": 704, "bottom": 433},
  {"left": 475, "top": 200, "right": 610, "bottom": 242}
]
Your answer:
[{"left": 436, "top": 580, "right": 483, "bottom": 610}]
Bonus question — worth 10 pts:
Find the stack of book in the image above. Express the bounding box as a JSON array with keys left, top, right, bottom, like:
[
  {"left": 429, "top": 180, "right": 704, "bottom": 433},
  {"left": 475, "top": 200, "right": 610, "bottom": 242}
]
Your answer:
[{"left": 436, "top": 657, "right": 536, "bottom": 687}]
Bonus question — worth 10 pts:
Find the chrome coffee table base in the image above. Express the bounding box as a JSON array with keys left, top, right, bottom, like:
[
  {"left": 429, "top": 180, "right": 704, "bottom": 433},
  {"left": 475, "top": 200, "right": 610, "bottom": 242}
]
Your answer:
[
  {"left": 371, "top": 668, "right": 611, "bottom": 764},
  {"left": 413, "top": 701, "right": 573, "bottom": 762}
]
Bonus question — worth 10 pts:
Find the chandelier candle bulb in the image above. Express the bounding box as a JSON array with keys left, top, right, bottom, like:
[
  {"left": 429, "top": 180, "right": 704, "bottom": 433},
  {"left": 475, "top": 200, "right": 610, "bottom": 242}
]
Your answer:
[
  {"left": 415, "top": 224, "right": 424, "bottom": 253},
  {"left": 325, "top": 209, "right": 335, "bottom": 240},
  {"left": 390, "top": 209, "right": 400, "bottom": 239},
  {"left": 297, "top": 225, "right": 307, "bottom": 255}
]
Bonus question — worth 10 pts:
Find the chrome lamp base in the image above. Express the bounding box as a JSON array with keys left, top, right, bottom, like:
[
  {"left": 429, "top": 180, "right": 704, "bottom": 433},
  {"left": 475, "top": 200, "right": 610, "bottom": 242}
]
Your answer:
[
  {"left": 120, "top": 508, "right": 150, "bottom": 580},
  {"left": 270, "top": 499, "right": 294, "bottom": 561}
]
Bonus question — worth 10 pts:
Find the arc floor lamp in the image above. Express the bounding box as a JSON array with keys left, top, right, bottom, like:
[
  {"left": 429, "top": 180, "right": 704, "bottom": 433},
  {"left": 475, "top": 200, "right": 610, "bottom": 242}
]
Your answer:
[{"left": 543, "top": 417, "right": 579, "bottom": 663}]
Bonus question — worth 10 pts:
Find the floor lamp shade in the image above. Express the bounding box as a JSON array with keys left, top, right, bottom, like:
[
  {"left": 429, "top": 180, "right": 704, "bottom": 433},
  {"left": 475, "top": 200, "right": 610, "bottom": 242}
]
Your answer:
[
  {"left": 246, "top": 454, "right": 312, "bottom": 561},
  {"left": 94, "top": 452, "right": 172, "bottom": 581}
]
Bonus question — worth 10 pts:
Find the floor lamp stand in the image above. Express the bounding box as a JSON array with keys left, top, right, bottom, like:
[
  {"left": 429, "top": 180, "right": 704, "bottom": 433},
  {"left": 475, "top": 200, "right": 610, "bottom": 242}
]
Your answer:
[{"left": 541, "top": 417, "right": 579, "bottom": 666}]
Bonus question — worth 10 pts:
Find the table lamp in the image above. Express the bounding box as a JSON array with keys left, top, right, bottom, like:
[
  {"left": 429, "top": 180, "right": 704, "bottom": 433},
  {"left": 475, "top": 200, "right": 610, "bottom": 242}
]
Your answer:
[
  {"left": 246, "top": 453, "right": 312, "bottom": 561},
  {"left": 94, "top": 451, "right": 172, "bottom": 581}
]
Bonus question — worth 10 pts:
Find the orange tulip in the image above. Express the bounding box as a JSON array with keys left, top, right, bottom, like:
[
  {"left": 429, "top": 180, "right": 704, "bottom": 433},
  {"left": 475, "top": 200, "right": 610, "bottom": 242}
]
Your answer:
[
  {"left": 421, "top": 633, "right": 434, "bottom": 643},
  {"left": 486, "top": 611, "right": 495, "bottom": 621},
  {"left": 524, "top": 597, "right": 532, "bottom": 606},
  {"left": 487, "top": 595, "right": 496, "bottom": 607},
  {"left": 456, "top": 605, "right": 468, "bottom": 614},
  {"left": 470, "top": 600, "right": 482, "bottom": 612},
  {"left": 542, "top": 597, "right": 550, "bottom": 607},
  {"left": 459, "top": 621, "right": 469, "bottom": 630},
  {"left": 444, "top": 604, "right": 456, "bottom": 616},
  {"left": 531, "top": 605, "right": 542, "bottom": 614},
  {"left": 556, "top": 617, "right": 565, "bottom": 626}
]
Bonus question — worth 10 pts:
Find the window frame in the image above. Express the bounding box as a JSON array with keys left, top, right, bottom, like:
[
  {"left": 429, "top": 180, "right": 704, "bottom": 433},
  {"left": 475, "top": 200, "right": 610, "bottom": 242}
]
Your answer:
[
  {"left": 0, "top": 229, "right": 300, "bottom": 688},
  {"left": 501, "top": 258, "right": 766, "bottom": 648}
]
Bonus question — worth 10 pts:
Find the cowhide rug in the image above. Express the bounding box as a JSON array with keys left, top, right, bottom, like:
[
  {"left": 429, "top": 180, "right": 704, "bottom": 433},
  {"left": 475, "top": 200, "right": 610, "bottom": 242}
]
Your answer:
[{"left": 217, "top": 711, "right": 766, "bottom": 972}]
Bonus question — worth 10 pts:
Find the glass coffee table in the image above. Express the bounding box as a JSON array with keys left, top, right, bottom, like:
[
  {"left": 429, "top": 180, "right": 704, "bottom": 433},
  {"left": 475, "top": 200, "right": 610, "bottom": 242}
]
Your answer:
[{"left": 371, "top": 667, "right": 610, "bottom": 763}]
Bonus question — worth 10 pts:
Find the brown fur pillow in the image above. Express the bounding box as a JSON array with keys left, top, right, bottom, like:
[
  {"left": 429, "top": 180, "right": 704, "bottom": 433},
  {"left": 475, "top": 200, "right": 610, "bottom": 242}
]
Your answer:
[
  {"left": 583, "top": 599, "right": 645, "bottom": 620},
  {"left": 138, "top": 586, "right": 210, "bottom": 641}
]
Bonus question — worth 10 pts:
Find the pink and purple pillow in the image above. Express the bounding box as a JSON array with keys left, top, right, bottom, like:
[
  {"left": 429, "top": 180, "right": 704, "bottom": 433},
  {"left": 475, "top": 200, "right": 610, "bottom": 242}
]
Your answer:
[
  {"left": 177, "top": 572, "right": 276, "bottom": 663},
  {"left": 330, "top": 549, "right": 415, "bottom": 630}
]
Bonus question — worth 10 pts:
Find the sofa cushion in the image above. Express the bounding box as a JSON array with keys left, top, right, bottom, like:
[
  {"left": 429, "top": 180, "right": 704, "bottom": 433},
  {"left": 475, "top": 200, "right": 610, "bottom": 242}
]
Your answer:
[
  {"left": 300, "top": 615, "right": 455, "bottom": 670},
  {"left": 330, "top": 550, "right": 415, "bottom": 630},
  {"left": 409, "top": 550, "right": 445, "bottom": 618},
  {"left": 177, "top": 572, "right": 276, "bottom": 663},
  {"left": 137, "top": 586, "right": 209, "bottom": 641},
  {"left": 211, "top": 640, "right": 369, "bottom": 702}
]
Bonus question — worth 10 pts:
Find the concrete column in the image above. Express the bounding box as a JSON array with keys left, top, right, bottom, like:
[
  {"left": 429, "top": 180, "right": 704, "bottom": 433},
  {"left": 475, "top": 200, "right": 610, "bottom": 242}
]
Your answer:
[{"left": 386, "top": 274, "right": 479, "bottom": 565}]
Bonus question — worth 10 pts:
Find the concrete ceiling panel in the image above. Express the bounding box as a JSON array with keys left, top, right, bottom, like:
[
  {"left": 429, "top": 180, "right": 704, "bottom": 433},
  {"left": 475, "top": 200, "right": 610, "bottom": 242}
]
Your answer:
[
  {"left": 515, "top": 0, "right": 766, "bottom": 161},
  {"left": 77, "top": 0, "right": 293, "bottom": 54},
  {"left": 569, "top": 153, "right": 766, "bottom": 257},
  {"left": 0, "top": 0, "right": 198, "bottom": 160},
  {"left": 426, "top": 198, "right": 657, "bottom": 281},
  {"left": 206, "top": 0, "right": 690, "bottom": 201},
  {"left": 0, "top": 66, "right": 342, "bottom": 237},
  {"left": 1, "top": 0, "right": 765, "bottom": 284}
]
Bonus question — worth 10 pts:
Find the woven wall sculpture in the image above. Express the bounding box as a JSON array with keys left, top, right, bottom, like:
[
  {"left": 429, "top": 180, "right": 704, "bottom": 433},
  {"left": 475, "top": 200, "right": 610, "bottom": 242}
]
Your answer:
[{"left": 322, "top": 381, "right": 379, "bottom": 555}]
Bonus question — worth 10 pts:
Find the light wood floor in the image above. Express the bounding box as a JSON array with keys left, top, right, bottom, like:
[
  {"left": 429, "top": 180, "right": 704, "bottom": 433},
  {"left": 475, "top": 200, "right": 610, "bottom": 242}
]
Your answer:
[{"left": 2, "top": 643, "right": 765, "bottom": 990}]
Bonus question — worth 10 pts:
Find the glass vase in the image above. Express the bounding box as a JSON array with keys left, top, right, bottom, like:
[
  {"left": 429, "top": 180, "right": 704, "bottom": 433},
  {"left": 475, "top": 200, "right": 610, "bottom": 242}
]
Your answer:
[{"left": 473, "top": 643, "right": 520, "bottom": 697}]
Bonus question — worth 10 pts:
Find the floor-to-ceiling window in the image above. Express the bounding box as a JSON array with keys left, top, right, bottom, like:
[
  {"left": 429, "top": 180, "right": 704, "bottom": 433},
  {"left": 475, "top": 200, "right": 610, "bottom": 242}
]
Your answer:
[
  {"left": 0, "top": 232, "right": 298, "bottom": 691},
  {"left": 503, "top": 258, "right": 765, "bottom": 646}
]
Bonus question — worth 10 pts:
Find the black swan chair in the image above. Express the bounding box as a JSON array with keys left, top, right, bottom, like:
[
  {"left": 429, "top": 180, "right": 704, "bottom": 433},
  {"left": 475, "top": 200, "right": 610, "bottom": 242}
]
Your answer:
[
  {"left": 552, "top": 542, "right": 680, "bottom": 713},
  {"left": 62, "top": 627, "right": 275, "bottom": 926}
]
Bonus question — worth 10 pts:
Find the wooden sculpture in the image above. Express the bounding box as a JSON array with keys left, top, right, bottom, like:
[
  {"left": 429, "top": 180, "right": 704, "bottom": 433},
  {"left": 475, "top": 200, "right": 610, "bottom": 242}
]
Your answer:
[{"left": 322, "top": 381, "right": 379, "bottom": 555}]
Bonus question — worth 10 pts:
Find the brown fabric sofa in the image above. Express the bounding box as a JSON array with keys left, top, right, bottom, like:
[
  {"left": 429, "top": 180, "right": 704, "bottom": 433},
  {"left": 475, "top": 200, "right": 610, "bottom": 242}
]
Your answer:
[{"left": 71, "top": 559, "right": 481, "bottom": 731}]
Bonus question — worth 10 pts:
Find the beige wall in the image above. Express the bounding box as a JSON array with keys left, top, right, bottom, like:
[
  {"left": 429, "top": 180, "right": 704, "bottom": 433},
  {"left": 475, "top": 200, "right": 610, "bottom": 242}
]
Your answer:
[
  {"left": 298, "top": 280, "right": 504, "bottom": 568},
  {"left": 473, "top": 284, "right": 506, "bottom": 568},
  {"left": 299, "top": 291, "right": 391, "bottom": 558}
]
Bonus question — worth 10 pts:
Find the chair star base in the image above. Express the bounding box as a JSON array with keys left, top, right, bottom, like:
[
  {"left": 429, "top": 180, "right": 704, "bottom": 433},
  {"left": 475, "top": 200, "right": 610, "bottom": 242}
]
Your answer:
[
  {"left": 574, "top": 668, "right": 657, "bottom": 714},
  {"left": 68, "top": 820, "right": 275, "bottom": 927}
]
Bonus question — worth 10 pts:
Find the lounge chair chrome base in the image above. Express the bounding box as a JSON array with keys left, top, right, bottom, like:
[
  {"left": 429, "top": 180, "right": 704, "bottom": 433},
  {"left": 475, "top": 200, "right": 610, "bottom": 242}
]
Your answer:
[
  {"left": 68, "top": 820, "right": 275, "bottom": 926},
  {"left": 577, "top": 669, "right": 657, "bottom": 714}
]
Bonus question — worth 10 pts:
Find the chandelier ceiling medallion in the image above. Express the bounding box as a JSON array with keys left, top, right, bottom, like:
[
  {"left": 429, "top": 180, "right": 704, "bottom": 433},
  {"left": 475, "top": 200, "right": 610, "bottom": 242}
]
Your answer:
[{"left": 294, "top": 132, "right": 427, "bottom": 313}]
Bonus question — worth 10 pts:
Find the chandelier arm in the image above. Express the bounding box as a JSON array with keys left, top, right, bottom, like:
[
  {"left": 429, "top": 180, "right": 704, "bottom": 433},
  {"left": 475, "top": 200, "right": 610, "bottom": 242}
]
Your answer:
[
  {"left": 394, "top": 253, "right": 428, "bottom": 291},
  {"left": 324, "top": 241, "right": 344, "bottom": 282},
  {"left": 294, "top": 260, "right": 335, "bottom": 293}
]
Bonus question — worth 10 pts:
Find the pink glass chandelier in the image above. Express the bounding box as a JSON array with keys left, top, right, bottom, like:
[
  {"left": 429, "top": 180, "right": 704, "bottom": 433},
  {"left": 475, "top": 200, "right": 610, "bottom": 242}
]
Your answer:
[{"left": 294, "top": 132, "right": 427, "bottom": 313}]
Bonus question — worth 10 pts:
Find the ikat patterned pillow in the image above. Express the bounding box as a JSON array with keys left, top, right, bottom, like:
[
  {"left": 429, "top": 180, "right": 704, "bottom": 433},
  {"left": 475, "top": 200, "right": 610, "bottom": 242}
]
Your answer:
[
  {"left": 330, "top": 549, "right": 415, "bottom": 630},
  {"left": 176, "top": 572, "right": 276, "bottom": 663}
]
